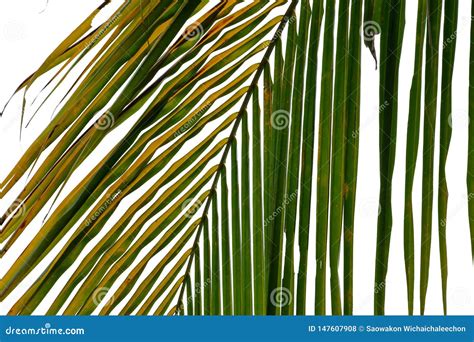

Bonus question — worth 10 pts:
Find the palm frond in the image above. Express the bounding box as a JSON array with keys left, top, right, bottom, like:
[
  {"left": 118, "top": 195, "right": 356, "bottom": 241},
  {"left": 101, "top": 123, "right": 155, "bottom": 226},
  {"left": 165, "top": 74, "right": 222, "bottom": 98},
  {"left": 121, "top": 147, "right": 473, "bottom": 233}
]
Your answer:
[
  {"left": 374, "top": 0, "right": 406, "bottom": 315},
  {"left": 1, "top": 0, "right": 472, "bottom": 317}
]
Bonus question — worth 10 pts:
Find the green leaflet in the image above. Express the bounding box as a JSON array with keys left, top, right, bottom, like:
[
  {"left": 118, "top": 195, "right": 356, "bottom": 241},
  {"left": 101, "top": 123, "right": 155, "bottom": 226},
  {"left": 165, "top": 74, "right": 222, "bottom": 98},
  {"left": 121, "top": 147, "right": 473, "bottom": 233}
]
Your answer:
[
  {"left": 329, "top": 0, "right": 350, "bottom": 316},
  {"left": 374, "top": 0, "right": 406, "bottom": 316},
  {"left": 403, "top": 0, "right": 427, "bottom": 316},
  {"left": 438, "top": 0, "right": 459, "bottom": 315},
  {"left": 267, "top": 10, "right": 297, "bottom": 316},
  {"left": 420, "top": 0, "right": 442, "bottom": 316},
  {"left": 297, "top": 0, "right": 323, "bottom": 316},
  {"left": 343, "top": 0, "right": 363, "bottom": 316},
  {"left": 469, "top": 0, "right": 474, "bottom": 263},
  {"left": 282, "top": 0, "right": 310, "bottom": 316},
  {"left": 315, "top": 0, "right": 335, "bottom": 315}
]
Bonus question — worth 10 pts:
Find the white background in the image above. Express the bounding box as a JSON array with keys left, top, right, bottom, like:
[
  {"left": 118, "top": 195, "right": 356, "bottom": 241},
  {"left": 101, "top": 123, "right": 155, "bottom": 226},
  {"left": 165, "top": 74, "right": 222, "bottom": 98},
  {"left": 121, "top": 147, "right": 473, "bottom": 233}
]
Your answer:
[{"left": 0, "top": 0, "right": 473, "bottom": 315}]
